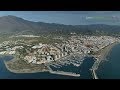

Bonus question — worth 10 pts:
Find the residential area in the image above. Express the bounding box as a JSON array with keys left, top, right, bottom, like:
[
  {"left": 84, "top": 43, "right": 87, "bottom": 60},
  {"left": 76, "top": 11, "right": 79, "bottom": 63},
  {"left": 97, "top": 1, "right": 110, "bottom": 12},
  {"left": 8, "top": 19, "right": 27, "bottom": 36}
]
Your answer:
[{"left": 0, "top": 34, "right": 119, "bottom": 66}]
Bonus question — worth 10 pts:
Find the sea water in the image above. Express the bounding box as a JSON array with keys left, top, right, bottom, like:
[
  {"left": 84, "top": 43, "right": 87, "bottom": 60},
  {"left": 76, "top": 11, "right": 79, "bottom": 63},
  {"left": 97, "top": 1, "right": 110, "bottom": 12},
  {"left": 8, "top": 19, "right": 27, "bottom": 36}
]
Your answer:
[{"left": 96, "top": 44, "right": 120, "bottom": 79}]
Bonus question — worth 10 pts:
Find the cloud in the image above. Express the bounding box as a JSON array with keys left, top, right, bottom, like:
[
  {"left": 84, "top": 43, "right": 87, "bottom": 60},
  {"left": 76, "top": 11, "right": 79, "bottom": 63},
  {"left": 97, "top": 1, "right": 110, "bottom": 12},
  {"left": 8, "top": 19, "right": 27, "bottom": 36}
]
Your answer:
[{"left": 85, "top": 16, "right": 94, "bottom": 19}]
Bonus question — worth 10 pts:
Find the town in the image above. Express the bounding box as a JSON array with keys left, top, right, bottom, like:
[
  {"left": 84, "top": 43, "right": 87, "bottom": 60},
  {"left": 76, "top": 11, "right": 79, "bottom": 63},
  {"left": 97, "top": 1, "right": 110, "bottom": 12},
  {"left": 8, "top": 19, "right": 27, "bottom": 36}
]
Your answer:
[
  {"left": 0, "top": 34, "right": 118, "bottom": 65},
  {"left": 0, "top": 34, "right": 119, "bottom": 77}
]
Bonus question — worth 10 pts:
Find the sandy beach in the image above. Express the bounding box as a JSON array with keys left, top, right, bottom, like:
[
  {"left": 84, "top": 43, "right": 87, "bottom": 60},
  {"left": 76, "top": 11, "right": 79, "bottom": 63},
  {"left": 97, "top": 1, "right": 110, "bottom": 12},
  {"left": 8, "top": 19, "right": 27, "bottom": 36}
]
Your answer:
[
  {"left": 96, "top": 42, "right": 119, "bottom": 61},
  {"left": 91, "top": 42, "right": 119, "bottom": 79}
]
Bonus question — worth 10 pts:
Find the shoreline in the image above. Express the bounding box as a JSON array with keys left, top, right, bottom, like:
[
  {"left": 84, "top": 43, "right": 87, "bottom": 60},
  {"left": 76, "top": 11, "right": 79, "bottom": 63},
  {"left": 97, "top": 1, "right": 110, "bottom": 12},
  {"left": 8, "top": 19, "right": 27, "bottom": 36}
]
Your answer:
[
  {"left": 97, "top": 42, "right": 119, "bottom": 61},
  {"left": 91, "top": 42, "right": 119, "bottom": 79},
  {"left": 3, "top": 42, "right": 119, "bottom": 78},
  {"left": 4, "top": 56, "right": 81, "bottom": 77},
  {"left": 4, "top": 58, "right": 50, "bottom": 74},
  {"left": 4, "top": 59, "right": 81, "bottom": 77}
]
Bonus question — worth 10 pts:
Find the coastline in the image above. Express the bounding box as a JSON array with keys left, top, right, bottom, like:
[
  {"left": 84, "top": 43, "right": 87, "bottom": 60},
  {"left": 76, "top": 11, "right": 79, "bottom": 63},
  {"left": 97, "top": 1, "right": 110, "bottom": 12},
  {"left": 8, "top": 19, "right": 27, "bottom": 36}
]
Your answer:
[
  {"left": 3, "top": 42, "right": 119, "bottom": 77},
  {"left": 4, "top": 59, "right": 81, "bottom": 77},
  {"left": 91, "top": 42, "right": 119, "bottom": 79},
  {"left": 5, "top": 62, "right": 48, "bottom": 74},
  {"left": 4, "top": 59, "right": 49, "bottom": 74},
  {"left": 95, "top": 42, "right": 119, "bottom": 63}
]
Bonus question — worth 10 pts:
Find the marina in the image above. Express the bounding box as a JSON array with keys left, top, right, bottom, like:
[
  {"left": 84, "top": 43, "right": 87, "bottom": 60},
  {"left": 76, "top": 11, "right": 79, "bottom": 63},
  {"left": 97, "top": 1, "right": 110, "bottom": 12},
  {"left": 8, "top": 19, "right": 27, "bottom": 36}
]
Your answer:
[
  {"left": 0, "top": 55, "right": 95, "bottom": 79},
  {"left": 47, "top": 53, "right": 85, "bottom": 68},
  {"left": 46, "top": 62, "right": 81, "bottom": 77}
]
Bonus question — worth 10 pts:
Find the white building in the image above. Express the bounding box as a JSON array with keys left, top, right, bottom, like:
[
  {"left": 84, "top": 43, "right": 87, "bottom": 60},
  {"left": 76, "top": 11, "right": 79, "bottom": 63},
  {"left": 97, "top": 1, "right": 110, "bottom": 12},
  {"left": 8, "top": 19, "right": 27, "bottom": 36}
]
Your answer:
[
  {"left": 24, "top": 55, "right": 37, "bottom": 63},
  {"left": 12, "top": 46, "right": 24, "bottom": 51},
  {"left": 9, "top": 51, "right": 16, "bottom": 55},
  {"left": 46, "top": 55, "right": 53, "bottom": 62},
  {"left": 0, "top": 51, "right": 6, "bottom": 55},
  {"left": 32, "top": 45, "right": 43, "bottom": 49}
]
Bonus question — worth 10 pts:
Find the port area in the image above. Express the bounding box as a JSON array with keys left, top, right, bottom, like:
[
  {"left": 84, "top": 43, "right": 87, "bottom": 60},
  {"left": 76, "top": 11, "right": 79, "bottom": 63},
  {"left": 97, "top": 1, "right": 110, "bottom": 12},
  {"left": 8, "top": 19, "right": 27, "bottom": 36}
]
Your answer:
[
  {"left": 47, "top": 66, "right": 80, "bottom": 77},
  {"left": 90, "top": 69, "right": 98, "bottom": 79}
]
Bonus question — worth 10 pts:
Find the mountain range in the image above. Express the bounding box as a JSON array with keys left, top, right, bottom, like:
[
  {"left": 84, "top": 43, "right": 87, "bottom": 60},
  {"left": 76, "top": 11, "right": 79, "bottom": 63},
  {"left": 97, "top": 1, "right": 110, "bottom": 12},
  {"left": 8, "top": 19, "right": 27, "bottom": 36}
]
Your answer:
[{"left": 0, "top": 15, "right": 120, "bottom": 36}]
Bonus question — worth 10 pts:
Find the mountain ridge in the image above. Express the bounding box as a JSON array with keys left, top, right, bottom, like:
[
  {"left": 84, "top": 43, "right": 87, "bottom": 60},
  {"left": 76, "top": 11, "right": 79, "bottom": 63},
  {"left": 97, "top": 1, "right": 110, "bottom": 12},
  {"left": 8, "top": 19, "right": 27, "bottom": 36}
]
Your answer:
[{"left": 0, "top": 15, "right": 120, "bottom": 36}]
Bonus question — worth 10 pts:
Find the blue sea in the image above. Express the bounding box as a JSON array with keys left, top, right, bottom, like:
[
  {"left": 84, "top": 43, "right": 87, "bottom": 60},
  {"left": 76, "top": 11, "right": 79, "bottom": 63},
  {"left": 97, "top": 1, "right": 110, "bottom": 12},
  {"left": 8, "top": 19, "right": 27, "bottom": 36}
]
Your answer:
[{"left": 97, "top": 44, "right": 120, "bottom": 79}]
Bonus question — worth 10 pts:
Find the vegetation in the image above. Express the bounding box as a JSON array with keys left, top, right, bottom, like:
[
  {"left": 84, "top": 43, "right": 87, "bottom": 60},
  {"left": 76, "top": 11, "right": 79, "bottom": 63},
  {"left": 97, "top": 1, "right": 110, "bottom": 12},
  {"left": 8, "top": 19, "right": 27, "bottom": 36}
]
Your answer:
[{"left": 6, "top": 59, "right": 48, "bottom": 71}]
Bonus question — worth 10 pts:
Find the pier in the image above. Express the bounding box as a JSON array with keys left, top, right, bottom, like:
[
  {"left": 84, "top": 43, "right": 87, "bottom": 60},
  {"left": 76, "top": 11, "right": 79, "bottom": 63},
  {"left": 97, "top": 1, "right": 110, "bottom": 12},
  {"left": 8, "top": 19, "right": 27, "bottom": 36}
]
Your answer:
[
  {"left": 44, "top": 53, "right": 84, "bottom": 77},
  {"left": 46, "top": 65, "right": 80, "bottom": 77},
  {"left": 91, "top": 69, "right": 98, "bottom": 79},
  {"left": 49, "top": 70, "right": 80, "bottom": 77},
  {"left": 90, "top": 58, "right": 100, "bottom": 79}
]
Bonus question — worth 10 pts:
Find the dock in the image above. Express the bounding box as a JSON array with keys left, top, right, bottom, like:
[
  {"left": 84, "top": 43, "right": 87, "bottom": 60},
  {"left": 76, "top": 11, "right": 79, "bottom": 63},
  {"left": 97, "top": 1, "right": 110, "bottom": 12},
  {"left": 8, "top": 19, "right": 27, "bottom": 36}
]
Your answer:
[
  {"left": 90, "top": 69, "right": 98, "bottom": 79},
  {"left": 49, "top": 70, "right": 80, "bottom": 77},
  {"left": 46, "top": 65, "right": 80, "bottom": 77},
  {"left": 90, "top": 58, "right": 99, "bottom": 79}
]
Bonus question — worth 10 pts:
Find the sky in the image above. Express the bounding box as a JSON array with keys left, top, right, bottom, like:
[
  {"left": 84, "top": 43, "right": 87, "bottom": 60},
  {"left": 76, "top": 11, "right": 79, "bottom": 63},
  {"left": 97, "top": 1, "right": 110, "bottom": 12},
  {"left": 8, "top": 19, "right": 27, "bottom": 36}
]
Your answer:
[{"left": 0, "top": 11, "right": 120, "bottom": 25}]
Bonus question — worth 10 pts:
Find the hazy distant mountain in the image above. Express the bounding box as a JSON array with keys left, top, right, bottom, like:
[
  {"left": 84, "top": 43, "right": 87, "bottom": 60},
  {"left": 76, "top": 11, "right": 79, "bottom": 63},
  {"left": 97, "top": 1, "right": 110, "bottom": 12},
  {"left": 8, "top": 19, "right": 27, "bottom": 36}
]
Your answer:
[
  {"left": 0, "top": 15, "right": 45, "bottom": 33},
  {"left": 0, "top": 15, "right": 120, "bottom": 36}
]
